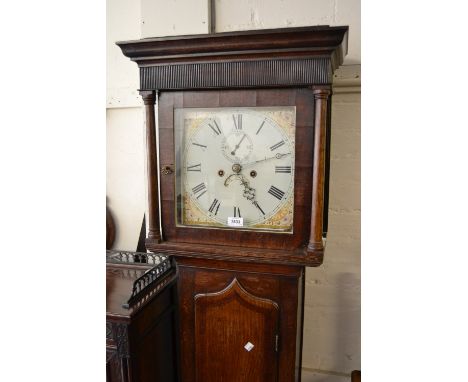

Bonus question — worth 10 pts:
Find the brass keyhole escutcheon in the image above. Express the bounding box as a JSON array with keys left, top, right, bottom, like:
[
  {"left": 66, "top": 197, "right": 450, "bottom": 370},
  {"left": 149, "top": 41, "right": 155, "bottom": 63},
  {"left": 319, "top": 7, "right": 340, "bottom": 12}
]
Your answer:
[{"left": 161, "top": 165, "right": 173, "bottom": 175}]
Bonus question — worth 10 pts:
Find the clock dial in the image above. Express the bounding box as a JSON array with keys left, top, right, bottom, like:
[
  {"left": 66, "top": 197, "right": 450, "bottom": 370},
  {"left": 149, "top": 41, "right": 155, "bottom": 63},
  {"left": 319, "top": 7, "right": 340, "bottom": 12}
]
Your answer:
[{"left": 175, "top": 107, "right": 296, "bottom": 232}]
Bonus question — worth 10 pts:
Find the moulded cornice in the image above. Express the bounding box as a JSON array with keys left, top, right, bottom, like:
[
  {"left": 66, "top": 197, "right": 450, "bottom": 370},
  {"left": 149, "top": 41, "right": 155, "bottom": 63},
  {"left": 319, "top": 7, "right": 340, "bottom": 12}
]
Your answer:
[{"left": 116, "top": 26, "right": 348, "bottom": 90}]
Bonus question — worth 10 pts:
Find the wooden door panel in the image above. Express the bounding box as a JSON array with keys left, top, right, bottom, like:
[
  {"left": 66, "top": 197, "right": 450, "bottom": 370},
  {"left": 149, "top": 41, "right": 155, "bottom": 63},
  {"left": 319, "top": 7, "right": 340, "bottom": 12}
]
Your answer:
[{"left": 194, "top": 278, "right": 279, "bottom": 382}]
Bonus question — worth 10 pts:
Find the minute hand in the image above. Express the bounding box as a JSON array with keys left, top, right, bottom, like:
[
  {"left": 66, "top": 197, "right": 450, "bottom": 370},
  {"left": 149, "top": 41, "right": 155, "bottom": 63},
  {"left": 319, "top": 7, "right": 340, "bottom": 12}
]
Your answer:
[{"left": 242, "top": 152, "right": 291, "bottom": 167}]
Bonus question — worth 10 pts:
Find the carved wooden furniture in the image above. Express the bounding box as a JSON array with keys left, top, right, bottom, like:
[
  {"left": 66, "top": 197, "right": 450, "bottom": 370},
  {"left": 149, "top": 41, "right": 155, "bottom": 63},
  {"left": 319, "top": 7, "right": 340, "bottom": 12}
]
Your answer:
[
  {"left": 117, "top": 26, "right": 348, "bottom": 382},
  {"left": 106, "top": 251, "right": 179, "bottom": 382}
]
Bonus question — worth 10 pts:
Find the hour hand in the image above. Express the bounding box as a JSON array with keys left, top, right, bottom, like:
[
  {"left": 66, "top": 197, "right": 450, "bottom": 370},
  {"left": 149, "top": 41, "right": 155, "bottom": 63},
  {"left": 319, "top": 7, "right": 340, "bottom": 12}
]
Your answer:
[{"left": 223, "top": 174, "right": 256, "bottom": 202}]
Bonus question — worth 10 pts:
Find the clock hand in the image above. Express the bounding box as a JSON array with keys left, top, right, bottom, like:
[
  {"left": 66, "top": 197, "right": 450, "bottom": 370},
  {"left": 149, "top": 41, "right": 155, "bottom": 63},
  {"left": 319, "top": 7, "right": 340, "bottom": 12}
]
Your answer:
[
  {"left": 242, "top": 152, "right": 291, "bottom": 167},
  {"left": 224, "top": 174, "right": 256, "bottom": 202},
  {"left": 230, "top": 134, "right": 247, "bottom": 156}
]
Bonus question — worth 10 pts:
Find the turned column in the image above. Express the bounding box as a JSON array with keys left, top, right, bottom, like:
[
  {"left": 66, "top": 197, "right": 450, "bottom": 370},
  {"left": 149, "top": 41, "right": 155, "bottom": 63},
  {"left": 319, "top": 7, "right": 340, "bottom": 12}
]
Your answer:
[
  {"left": 307, "top": 86, "right": 332, "bottom": 255},
  {"left": 140, "top": 90, "right": 161, "bottom": 243}
]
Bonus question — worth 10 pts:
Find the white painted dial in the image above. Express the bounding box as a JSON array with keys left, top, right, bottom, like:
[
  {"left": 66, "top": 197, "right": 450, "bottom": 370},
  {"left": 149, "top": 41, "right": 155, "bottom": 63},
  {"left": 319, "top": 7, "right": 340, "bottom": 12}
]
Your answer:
[{"left": 175, "top": 107, "right": 296, "bottom": 232}]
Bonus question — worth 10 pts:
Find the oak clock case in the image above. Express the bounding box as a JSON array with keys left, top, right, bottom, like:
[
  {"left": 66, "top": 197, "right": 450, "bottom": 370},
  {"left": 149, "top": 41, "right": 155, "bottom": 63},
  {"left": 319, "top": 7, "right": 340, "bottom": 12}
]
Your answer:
[
  {"left": 159, "top": 89, "right": 315, "bottom": 253},
  {"left": 117, "top": 26, "right": 348, "bottom": 382},
  {"left": 175, "top": 106, "right": 296, "bottom": 232}
]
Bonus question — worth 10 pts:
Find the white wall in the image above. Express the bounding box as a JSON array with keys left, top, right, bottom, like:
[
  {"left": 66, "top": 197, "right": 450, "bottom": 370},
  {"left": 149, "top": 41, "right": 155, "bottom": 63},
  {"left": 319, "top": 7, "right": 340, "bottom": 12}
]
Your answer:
[
  {"left": 141, "top": 0, "right": 210, "bottom": 37},
  {"left": 106, "top": 0, "right": 144, "bottom": 249},
  {"left": 106, "top": 107, "right": 146, "bottom": 249},
  {"left": 107, "top": 1, "right": 360, "bottom": 379},
  {"left": 106, "top": 0, "right": 141, "bottom": 107},
  {"left": 214, "top": 0, "right": 360, "bottom": 64}
]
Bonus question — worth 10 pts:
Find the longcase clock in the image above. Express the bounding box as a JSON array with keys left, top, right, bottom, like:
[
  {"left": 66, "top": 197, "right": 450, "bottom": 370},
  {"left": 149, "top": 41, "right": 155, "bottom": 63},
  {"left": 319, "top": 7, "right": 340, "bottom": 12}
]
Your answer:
[{"left": 118, "top": 25, "right": 348, "bottom": 382}]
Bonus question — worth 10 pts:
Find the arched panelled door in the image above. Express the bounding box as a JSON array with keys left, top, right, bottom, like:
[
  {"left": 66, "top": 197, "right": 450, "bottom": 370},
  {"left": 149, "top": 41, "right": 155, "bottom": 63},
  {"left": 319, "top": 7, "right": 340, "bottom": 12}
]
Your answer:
[{"left": 195, "top": 278, "right": 280, "bottom": 382}]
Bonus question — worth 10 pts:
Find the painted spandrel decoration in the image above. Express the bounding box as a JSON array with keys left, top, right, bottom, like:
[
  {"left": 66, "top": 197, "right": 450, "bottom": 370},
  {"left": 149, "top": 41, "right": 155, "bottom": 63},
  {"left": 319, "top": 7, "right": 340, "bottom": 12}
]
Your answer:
[{"left": 175, "top": 107, "right": 296, "bottom": 232}]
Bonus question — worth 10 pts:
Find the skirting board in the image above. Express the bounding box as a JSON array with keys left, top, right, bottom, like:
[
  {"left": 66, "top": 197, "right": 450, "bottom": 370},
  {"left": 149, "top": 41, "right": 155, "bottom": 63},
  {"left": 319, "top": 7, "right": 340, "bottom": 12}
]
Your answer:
[{"left": 302, "top": 368, "right": 350, "bottom": 382}]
